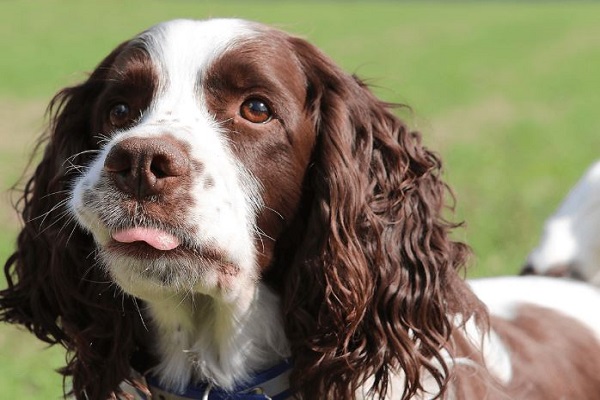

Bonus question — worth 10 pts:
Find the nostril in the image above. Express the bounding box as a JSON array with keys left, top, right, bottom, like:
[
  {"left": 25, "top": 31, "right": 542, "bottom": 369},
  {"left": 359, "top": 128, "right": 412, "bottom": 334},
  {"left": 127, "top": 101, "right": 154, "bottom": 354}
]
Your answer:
[
  {"left": 150, "top": 156, "right": 169, "bottom": 179},
  {"left": 149, "top": 152, "right": 188, "bottom": 179},
  {"left": 151, "top": 164, "right": 167, "bottom": 179},
  {"left": 104, "top": 147, "right": 133, "bottom": 175}
]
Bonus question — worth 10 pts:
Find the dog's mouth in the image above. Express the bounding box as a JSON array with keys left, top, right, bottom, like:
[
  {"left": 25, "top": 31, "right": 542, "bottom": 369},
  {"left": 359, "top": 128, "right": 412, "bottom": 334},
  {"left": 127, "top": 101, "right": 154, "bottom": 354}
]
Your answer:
[
  {"left": 106, "top": 226, "right": 188, "bottom": 259},
  {"left": 103, "top": 224, "right": 243, "bottom": 293},
  {"left": 105, "top": 225, "right": 233, "bottom": 268},
  {"left": 112, "top": 227, "right": 181, "bottom": 251}
]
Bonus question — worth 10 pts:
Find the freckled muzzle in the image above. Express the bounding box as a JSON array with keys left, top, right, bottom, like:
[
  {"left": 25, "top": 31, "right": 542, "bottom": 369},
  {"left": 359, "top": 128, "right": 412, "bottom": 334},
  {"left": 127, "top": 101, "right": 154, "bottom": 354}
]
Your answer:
[{"left": 101, "top": 135, "right": 193, "bottom": 252}]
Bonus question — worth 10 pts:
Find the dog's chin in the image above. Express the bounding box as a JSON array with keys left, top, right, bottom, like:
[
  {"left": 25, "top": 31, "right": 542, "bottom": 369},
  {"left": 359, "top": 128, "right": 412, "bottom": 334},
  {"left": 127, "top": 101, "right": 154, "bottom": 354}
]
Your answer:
[{"left": 100, "top": 241, "right": 249, "bottom": 303}]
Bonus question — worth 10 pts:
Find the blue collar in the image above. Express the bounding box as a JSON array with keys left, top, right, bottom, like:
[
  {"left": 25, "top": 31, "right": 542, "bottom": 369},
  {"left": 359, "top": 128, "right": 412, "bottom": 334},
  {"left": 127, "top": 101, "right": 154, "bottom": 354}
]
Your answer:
[{"left": 143, "top": 360, "right": 293, "bottom": 400}]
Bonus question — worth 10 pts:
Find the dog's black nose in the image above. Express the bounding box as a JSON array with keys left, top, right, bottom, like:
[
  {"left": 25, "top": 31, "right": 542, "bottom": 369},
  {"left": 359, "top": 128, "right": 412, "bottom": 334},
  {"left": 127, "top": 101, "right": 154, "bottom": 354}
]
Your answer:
[{"left": 104, "top": 136, "right": 190, "bottom": 199}]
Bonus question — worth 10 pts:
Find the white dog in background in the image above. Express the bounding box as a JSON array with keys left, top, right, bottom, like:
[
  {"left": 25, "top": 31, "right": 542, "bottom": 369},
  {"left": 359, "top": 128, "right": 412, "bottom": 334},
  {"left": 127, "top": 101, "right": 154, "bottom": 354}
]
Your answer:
[{"left": 523, "top": 161, "right": 600, "bottom": 284}]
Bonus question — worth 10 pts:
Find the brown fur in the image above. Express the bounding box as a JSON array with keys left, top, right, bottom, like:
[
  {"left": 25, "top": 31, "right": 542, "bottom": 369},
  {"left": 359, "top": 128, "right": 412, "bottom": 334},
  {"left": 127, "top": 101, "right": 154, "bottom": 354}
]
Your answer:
[
  {"left": 494, "top": 305, "right": 600, "bottom": 399},
  {"left": 268, "top": 35, "right": 484, "bottom": 399}
]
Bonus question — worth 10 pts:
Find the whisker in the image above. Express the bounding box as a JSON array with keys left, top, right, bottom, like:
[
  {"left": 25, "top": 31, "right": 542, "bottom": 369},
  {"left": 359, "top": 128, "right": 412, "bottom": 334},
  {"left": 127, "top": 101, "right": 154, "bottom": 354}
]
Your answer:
[
  {"left": 255, "top": 227, "right": 275, "bottom": 243},
  {"left": 132, "top": 297, "right": 149, "bottom": 332},
  {"left": 29, "top": 200, "right": 70, "bottom": 234},
  {"left": 174, "top": 290, "right": 191, "bottom": 310},
  {"left": 64, "top": 161, "right": 89, "bottom": 175},
  {"left": 38, "top": 189, "right": 70, "bottom": 201},
  {"left": 63, "top": 216, "right": 80, "bottom": 245},
  {"left": 37, "top": 206, "right": 71, "bottom": 234},
  {"left": 63, "top": 149, "right": 101, "bottom": 168},
  {"left": 93, "top": 133, "right": 112, "bottom": 145},
  {"left": 28, "top": 198, "right": 69, "bottom": 223},
  {"left": 80, "top": 257, "right": 112, "bottom": 285},
  {"left": 80, "top": 276, "right": 114, "bottom": 285},
  {"left": 264, "top": 206, "right": 285, "bottom": 222},
  {"left": 254, "top": 227, "right": 266, "bottom": 254},
  {"left": 86, "top": 248, "right": 98, "bottom": 261}
]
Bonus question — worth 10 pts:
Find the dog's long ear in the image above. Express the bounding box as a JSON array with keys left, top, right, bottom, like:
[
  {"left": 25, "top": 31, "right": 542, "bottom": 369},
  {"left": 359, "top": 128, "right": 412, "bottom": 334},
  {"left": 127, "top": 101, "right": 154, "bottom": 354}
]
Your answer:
[
  {"left": 0, "top": 42, "right": 146, "bottom": 399},
  {"left": 279, "top": 37, "right": 483, "bottom": 399}
]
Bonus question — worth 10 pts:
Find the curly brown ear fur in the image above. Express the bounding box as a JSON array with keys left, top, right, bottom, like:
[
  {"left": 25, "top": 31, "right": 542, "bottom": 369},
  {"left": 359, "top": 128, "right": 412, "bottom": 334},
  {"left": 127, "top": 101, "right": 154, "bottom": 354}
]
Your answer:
[
  {"left": 0, "top": 42, "right": 149, "bottom": 399},
  {"left": 277, "top": 38, "right": 484, "bottom": 399}
]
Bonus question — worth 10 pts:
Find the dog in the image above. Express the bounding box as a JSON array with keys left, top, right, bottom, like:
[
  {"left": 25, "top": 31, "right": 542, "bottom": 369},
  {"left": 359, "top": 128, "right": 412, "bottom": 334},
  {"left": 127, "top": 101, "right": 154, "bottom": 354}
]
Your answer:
[
  {"left": 2, "top": 19, "right": 600, "bottom": 400},
  {"left": 522, "top": 161, "right": 600, "bottom": 284}
]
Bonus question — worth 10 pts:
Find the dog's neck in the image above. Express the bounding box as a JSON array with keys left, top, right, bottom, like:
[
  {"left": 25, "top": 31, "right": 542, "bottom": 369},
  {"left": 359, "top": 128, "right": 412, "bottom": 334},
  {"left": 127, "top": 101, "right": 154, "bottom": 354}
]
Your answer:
[{"left": 145, "top": 283, "right": 291, "bottom": 393}]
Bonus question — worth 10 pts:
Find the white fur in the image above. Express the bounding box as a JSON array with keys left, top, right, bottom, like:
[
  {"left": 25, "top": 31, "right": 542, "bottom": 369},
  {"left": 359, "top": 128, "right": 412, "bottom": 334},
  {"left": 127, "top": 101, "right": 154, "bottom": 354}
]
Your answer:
[
  {"left": 470, "top": 276, "right": 600, "bottom": 340},
  {"left": 526, "top": 160, "right": 600, "bottom": 283},
  {"left": 147, "top": 283, "right": 289, "bottom": 392}
]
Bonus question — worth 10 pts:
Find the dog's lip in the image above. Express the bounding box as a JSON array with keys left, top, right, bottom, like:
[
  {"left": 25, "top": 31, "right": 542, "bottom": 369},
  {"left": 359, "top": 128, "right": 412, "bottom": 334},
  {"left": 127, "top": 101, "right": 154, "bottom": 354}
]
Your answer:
[{"left": 111, "top": 227, "right": 181, "bottom": 251}]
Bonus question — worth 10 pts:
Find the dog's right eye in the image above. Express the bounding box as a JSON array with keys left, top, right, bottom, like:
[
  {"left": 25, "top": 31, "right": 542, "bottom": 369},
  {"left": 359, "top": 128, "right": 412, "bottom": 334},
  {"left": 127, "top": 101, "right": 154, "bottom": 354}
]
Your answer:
[
  {"left": 109, "top": 103, "right": 132, "bottom": 128},
  {"left": 240, "top": 98, "right": 273, "bottom": 124}
]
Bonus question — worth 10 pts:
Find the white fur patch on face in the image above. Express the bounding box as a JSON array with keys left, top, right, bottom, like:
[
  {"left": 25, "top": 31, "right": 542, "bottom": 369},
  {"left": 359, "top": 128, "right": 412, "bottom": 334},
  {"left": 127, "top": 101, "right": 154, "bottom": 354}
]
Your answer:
[{"left": 69, "top": 19, "right": 263, "bottom": 304}]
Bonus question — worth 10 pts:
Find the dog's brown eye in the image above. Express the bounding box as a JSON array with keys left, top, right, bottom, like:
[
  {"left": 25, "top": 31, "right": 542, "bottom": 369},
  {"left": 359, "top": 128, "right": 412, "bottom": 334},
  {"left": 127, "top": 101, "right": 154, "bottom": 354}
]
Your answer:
[
  {"left": 109, "top": 103, "right": 132, "bottom": 128},
  {"left": 240, "top": 98, "right": 272, "bottom": 124}
]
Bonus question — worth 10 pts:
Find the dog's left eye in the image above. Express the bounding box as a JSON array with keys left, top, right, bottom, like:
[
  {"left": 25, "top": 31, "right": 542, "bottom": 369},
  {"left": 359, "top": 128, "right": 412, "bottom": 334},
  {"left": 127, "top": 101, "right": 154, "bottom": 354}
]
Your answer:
[
  {"left": 240, "top": 98, "right": 272, "bottom": 124},
  {"left": 109, "top": 103, "right": 132, "bottom": 128}
]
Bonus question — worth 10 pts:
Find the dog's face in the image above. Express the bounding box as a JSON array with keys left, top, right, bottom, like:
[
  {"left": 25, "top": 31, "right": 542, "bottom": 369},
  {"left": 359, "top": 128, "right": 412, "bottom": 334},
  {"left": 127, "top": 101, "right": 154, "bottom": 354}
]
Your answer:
[{"left": 70, "top": 19, "right": 316, "bottom": 303}]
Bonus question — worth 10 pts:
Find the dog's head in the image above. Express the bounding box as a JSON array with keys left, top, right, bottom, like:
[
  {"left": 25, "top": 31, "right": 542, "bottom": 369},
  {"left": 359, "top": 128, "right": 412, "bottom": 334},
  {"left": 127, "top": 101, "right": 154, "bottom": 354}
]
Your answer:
[{"left": 1, "top": 19, "right": 480, "bottom": 399}]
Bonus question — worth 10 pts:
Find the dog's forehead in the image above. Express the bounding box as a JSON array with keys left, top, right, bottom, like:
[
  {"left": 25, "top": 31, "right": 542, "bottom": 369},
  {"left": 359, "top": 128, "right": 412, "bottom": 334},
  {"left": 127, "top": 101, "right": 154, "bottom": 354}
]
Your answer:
[{"left": 136, "top": 19, "right": 259, "bottom": 84}]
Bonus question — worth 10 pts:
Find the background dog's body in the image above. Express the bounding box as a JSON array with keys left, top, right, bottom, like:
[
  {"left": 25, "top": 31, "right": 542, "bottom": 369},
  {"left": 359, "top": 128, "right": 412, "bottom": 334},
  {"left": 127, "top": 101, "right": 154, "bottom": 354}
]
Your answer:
[{"left": 523, "top": 161, "right": 600, "bottom": 283}]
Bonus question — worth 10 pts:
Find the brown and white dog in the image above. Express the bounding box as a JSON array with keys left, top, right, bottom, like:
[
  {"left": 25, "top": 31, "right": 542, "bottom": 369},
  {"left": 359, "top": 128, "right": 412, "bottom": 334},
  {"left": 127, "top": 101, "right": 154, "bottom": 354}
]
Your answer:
[
  {"left": 2, "top": 19, "right": 600, "bottom": 400},
  {"left": 523, "top": 161, "right": 600, "bottom": 284}
]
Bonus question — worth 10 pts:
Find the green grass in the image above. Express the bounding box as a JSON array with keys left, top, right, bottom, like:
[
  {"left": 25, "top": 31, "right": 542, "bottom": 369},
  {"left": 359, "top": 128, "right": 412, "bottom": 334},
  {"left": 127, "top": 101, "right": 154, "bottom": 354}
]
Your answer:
[{"left": 1, "top": 1, "right": 600, "bottom": 397}]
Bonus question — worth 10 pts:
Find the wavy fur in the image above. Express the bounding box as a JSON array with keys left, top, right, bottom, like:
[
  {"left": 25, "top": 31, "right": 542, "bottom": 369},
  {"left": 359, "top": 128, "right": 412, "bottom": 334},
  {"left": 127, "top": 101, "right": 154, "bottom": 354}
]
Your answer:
[
  {"left": 0, "top": 43, "right": 149, "bottom": 399},
  {"left": 273, "top": 38, "right": 483, "bottom": 399}
]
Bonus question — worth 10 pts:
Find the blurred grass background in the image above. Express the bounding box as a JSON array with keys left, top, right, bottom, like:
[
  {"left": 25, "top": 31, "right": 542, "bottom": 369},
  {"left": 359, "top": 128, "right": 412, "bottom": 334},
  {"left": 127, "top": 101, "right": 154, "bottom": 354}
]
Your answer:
[{"left": 1, "top": 1, "right": 600, "bottom": 397}]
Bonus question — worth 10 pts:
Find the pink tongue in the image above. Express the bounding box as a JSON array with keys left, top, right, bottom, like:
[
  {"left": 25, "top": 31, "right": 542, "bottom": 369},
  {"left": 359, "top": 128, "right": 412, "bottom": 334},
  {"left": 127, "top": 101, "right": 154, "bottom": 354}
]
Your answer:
[{"left": 112, "top": 227, "right": 180, "bottom": 251}]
